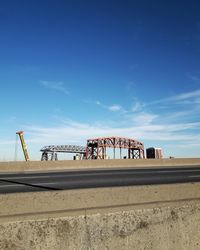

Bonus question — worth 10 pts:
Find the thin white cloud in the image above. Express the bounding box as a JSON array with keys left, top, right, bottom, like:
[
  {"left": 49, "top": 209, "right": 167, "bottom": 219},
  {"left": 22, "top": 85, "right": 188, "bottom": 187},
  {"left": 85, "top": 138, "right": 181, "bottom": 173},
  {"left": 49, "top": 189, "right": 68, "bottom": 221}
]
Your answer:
[
  {"left": 96, "top": 101, "right": 101, "bottom": 105},
  {"left": 108, "top": 104, "right": 122, "bottom": 112},
  {"left": 149, "top": 89, "right": 200, "bottom": 106},
  {"left": 95, "top": 101, "right": 127, "bottom": 113},
  {"left": 40, "top": 80, "right": 69, "bottom": 95},
  {"left": 94, "top": 89, "right": 200, "bottom": 133},
  {"left": 169, "top": 89, "right": 200, "bottom": 101},
  {"left": 131, "top": 100, "right": 144, "bottom": 112},
  {"left": 95, "top": 100, "right": 107, "bottom": 109},
  {"left": 165, "top": 110, "right": 193, "bottom": 120},
  {"left": 25, "top": 118, "right": 200, "bottom": 147},
  {"left": 131, "top": 113, "right": 158, "bottom": 125}
]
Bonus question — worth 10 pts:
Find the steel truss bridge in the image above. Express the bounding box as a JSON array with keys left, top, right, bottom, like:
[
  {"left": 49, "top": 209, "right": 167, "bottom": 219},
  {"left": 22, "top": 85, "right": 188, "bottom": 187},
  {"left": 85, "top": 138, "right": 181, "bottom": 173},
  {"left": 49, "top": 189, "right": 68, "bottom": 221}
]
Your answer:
[
  {"left": 40, "top": 145, "right": 86, "bottom": 161},
  {"left": 86, "top": 136, "right": 145, "bottom": 160},
  {"left": 40, "top": 137, "right": 144, "bottom": 161}
]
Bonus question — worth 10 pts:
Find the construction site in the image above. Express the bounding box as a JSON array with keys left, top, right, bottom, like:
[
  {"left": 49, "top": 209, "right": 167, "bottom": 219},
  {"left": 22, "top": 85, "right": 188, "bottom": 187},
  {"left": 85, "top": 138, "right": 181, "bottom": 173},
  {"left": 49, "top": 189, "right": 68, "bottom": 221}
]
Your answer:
[{"left": 15, "top": 131, "right": 163, "bottom": 162}]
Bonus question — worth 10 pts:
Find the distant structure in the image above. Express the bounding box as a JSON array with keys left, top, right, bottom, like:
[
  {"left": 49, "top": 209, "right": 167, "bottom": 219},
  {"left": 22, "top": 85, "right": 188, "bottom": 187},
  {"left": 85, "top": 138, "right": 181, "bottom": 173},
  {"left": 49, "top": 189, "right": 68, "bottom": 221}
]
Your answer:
[
  {"left": 40, "top": 145, "right": 86, "bottom": 161},
  {"left": 40, "top": 138, "right": 165, "bottom": 161},
  {"left": 86, "top": 136, "right": 145, "bottom": 160},
  {"left": 146, "top": 147, "right": 163, "bottom": 159}
]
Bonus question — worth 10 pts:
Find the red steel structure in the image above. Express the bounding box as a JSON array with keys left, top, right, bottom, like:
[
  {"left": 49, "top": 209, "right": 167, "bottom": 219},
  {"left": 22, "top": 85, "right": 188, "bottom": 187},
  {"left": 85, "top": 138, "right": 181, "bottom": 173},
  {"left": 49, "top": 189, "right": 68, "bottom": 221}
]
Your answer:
[{"left": 86, "top": 136, "right": 145, "bottom": 160}]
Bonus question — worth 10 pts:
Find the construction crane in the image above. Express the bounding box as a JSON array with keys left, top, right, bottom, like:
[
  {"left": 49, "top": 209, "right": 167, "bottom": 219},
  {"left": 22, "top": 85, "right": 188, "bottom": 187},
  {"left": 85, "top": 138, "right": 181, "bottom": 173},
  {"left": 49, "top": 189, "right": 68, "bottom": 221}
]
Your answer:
[{"left": 16, "top": 131, "right": 30, "bottom": 161}]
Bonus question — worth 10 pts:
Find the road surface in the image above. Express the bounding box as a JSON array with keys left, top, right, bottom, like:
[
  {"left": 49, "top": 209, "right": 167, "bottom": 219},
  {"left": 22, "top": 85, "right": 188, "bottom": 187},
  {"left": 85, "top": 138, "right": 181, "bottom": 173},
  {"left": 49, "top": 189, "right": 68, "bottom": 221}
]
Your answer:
[{"left": 0, "top": 166, "right": 200, "bottom": 193}]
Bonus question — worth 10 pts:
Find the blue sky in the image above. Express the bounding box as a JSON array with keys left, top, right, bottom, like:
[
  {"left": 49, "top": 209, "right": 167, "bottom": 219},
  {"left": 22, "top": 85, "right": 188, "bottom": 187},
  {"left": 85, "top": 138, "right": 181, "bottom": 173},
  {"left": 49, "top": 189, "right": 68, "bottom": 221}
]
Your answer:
[{"left": 0, "top": 0, "right": 200, "bottom": 160}]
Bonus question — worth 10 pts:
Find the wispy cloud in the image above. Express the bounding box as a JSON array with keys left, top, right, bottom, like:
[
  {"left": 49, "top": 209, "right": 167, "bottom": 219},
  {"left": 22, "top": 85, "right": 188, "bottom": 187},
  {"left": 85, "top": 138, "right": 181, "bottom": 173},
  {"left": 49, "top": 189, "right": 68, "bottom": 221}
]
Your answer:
[
  {"left": 169, "top": 89, "right": 200, "bottom": 101},
  {"left": 131, "top": 113, "right": 158, "bottom": 125},
  {"left": 40, "top": 80, "right": 69, "bottom": 95},
  {"left": 148, "top": 89, "right": 200, "bottom": 106},
  {"left": 94, "top": 89, "right": 200, "bottom": 130},
  {"left": 95, "top": 100, "right": 127, "bottom": 113},
  {"left": 96, "top": 101, "right": 101, "bottom": 106},
  {"left": 95, "top": 100, "right": 107, "bottom": 109},
  {"left": 131, "top": 100, "right": 144, "bottom": 112},
  {"left": 25, "top": 119, "right": 200, "bottom": 147},
  {"left": 96, "top": 89, "right": 200, "bottom": 114},
  {"left": 108, "top": 104, "right": 122, "bottom": 112}
]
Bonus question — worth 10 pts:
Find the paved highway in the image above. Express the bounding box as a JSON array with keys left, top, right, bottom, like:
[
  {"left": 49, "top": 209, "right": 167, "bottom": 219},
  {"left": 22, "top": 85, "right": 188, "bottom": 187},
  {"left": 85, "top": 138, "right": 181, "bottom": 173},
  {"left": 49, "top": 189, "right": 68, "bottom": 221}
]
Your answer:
[{"left": 0, "top": 166, "right": 200, "bottom": 193}]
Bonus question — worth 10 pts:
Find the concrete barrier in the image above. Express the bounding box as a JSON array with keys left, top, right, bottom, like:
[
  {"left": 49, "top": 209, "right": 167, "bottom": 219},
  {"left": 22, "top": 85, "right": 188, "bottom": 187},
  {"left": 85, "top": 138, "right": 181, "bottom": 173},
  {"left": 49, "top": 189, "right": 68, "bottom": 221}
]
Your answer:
[
  {"left": 1, "top": 183, "right": 200, "bottom": 249},
  {"left": 0, "top": 157, "right": 200, "bottom": 172}
]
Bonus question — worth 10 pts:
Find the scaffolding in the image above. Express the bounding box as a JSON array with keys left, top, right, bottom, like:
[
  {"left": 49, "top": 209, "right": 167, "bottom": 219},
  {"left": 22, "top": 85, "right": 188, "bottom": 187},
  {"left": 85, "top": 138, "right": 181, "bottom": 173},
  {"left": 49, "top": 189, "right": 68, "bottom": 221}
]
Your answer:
[{"left": 86, "top": 136, "right": 145, "bottom": 160}]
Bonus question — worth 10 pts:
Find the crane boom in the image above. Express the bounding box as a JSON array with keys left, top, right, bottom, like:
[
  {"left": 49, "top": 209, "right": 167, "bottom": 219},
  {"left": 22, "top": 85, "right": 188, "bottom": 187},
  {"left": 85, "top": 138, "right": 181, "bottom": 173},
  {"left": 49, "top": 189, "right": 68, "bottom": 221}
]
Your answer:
[{"left": 16, "top": 131, "right": 30, "bottom": 161}]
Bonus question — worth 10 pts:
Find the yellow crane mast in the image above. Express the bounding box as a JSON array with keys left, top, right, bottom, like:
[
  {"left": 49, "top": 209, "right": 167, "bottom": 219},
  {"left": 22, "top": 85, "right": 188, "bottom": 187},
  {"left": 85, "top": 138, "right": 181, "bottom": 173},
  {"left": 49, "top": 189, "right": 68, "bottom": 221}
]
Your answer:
[{"left": 16, "top": 131, "right": 30, "bottom": 161}]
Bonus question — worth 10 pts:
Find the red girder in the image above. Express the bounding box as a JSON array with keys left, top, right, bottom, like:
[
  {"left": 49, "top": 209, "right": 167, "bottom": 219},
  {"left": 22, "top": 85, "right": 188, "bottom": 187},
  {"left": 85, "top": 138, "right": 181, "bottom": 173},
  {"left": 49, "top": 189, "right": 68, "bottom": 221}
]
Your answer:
[{"left": 86, "top": 136, "right": 145, "bottom": 160}]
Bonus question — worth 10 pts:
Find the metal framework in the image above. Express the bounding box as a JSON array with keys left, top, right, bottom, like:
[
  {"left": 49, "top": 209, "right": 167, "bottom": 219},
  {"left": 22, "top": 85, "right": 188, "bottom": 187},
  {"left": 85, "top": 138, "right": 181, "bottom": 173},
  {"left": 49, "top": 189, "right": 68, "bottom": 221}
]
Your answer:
[
  {"left": 40, "top": 145, "right": 86, "bottom": 161},
  {"left": 86, "top": 136, "right": 145, "bottom": 160}
]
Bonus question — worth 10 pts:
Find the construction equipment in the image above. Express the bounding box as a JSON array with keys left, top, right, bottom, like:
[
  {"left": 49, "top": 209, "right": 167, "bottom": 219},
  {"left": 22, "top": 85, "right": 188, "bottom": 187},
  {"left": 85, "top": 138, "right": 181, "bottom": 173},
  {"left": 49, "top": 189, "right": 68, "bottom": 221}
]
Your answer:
[{"left": 16, "top": 131, "right": 30, "bottom": 161}]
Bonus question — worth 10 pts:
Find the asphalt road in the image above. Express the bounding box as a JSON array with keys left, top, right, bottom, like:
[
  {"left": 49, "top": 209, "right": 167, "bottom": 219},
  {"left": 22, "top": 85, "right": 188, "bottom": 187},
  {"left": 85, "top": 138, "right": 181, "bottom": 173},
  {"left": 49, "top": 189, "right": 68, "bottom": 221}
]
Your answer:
[{"left": 0, "top": 166, "right": 200, "bottom": 193}]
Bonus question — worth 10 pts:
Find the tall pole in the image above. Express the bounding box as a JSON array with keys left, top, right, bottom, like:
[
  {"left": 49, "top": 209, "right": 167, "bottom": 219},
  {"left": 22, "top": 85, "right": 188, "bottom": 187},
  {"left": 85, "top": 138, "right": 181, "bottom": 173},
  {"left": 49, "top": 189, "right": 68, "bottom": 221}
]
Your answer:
[{"left": 16, "top": 131, "right": 30, "bottom": 161}]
